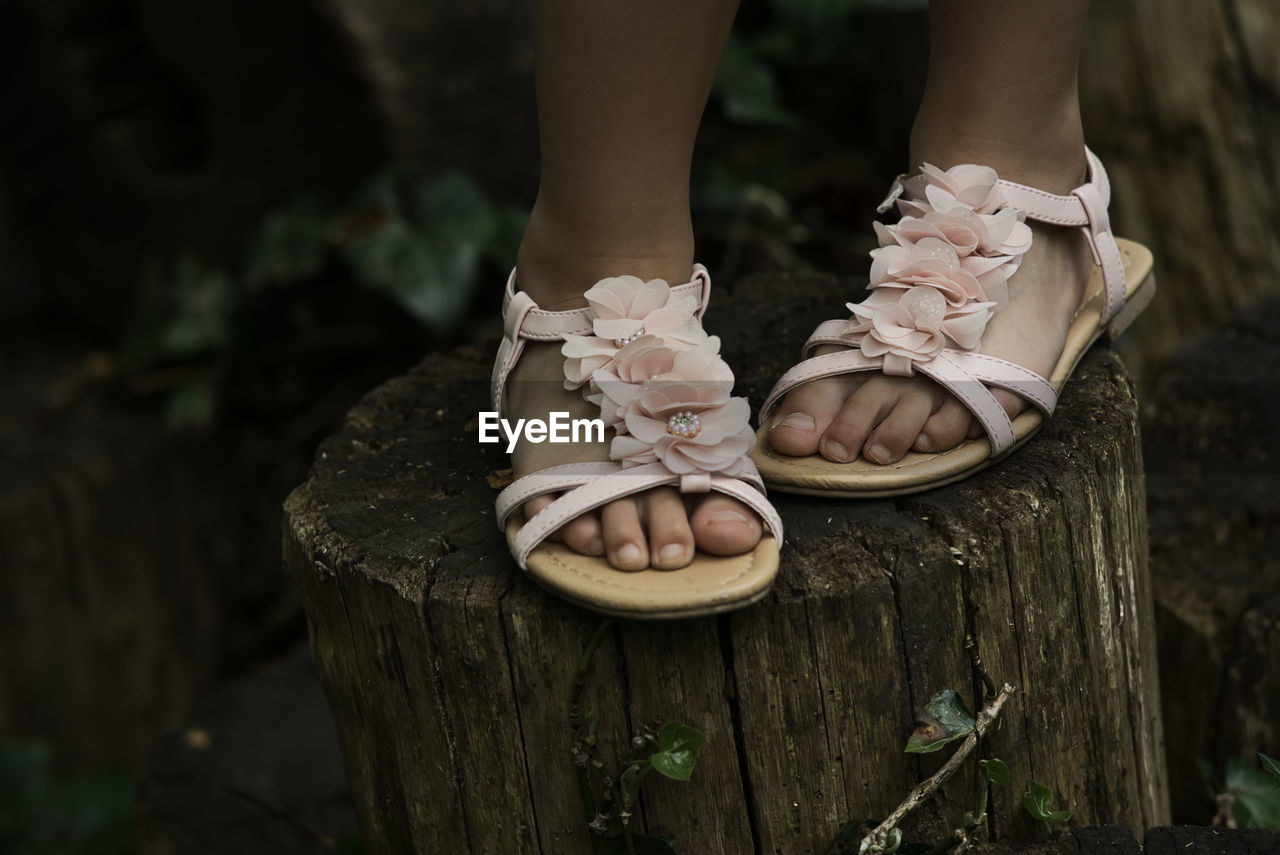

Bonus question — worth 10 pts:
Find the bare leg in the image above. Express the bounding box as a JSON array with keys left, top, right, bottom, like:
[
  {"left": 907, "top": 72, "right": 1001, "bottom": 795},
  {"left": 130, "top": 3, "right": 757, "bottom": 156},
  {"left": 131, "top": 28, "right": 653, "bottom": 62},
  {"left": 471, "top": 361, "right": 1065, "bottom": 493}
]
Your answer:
[
  {"left": 507, "top": 0, "right": 761, "bottom": 570},
  {"left": 769, "top": 0, "right": 1095, "bottom": 464}
]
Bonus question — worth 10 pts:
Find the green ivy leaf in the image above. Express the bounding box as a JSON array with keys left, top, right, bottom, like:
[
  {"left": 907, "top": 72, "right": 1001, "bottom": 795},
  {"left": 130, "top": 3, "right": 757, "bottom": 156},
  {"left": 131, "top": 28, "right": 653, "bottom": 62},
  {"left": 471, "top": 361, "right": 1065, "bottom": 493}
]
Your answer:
[
  {"left": 246, "top": 197, "right": 331, "bottom": 284},
  {"left": 165, "top": 379, "right": 216, "bottom": 429},
  {"left": 980, "top": 758, "right": 1011, "bottom": 788},
  {"left": 1260, "top": 753, "right": 1280, "bottom": 787},
  {"left": 342, "top": 171, "right": 496, "bottom": 336},
  {"left": 1022, "top": 779, "right": 1072, "bottom": 827},
  {"left": 160, "top": 258, "right": 237, "bottom": 357},
  {"left": 1225, "top": 755, "right": 1280, "bottom": 829},
  {"left": 649, "top": 723, "right": 706, "bottom": 781},
  {"left": 904, "top": 690, "right": 975, "bottom": 754}
]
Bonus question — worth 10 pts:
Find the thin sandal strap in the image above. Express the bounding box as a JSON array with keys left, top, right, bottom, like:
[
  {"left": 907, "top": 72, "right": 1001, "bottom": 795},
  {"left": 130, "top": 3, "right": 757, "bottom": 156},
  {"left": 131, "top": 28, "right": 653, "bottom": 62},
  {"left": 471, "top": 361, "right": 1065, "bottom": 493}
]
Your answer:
[
  {"left": 495, "top": 462, "right": 621, "bottom": 526},
  {"left": 892, "top": 147, "right": 1125, "bottom": 325},
  {"left": 913, "top": 353, "right": 1016, "bottom": 454},
  {"left": 491, "top": 266, "right": 712, "bottom": 413},
  {"left": 510, "top": 462, "right": 781, "bottom": 569}
]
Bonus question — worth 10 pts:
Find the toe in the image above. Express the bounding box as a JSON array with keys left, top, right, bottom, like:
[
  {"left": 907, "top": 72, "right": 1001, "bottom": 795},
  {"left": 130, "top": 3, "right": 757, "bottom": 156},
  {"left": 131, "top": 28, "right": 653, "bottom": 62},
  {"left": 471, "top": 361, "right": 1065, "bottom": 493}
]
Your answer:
[
  {"left": 601, "top": 498, "right": 649, "bottom": 571},
  {"left": 767, "top": 376, "right": 853, "bottom": 457},
  {"left": 916, "top": 397, "right": 973, "bottom": 454},
  {"left": 523, "top": 495, "right": 561, "bottom": 541},
  {"left": 690, "top": 495, "right": 762, "bottom": 556},
  {"left": 561, "top": 510, "right": 605, "bottom": 557},
  {"left": 820, "top": 377, "right": 899, "bottom": 463},
  {"left": 863, "top": 386, "right": 940, "bottom": 464},
  {"left": 644, "top": 487, "right": 695, "bottom": 570}
]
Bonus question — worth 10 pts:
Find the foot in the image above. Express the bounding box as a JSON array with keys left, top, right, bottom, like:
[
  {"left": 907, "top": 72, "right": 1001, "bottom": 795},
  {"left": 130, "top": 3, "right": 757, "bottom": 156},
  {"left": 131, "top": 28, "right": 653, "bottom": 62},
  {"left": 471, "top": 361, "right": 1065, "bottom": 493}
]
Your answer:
[
  {"left": 507, "top": 232, "right": 763, "bottom": 571},
  {"left": 766, "top": 158, "right": 1093, "bottom": 465}
]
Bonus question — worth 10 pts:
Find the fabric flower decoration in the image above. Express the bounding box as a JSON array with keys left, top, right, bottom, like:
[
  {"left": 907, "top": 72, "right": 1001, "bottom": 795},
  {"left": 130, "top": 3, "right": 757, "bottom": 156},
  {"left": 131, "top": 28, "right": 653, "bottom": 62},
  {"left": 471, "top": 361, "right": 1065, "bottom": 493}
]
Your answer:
[
  {"left": 562, "top": 275, "right": 707, "bottom": 389},
  {"left": 609, "top": 349, "right": 753, "bottom": 475}
]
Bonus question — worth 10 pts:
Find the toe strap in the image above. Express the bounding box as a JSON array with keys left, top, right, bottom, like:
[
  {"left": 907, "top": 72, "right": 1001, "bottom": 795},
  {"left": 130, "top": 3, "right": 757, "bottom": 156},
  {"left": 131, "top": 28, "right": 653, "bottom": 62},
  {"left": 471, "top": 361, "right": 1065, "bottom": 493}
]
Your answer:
[
  {"left": 507, "top": 461, "right": 784, "bottom": 570},
  {"left": 495, "top": 462, "right": 622, "bottom": 528},
  {"left": 759, "top": 346, "right": 884, "bottom": 425},
  {"left": 758, "top": 340, "right": 1057, "bottom": 458},
  {"left": 511, "top": 464, "right": 676, "bottom": 568},
  {"left": 913, "top": 352, "right": 1017, "bottom": 454},
  {"left": 944, "top": 351, "right": 1058, "bottom": 418}
]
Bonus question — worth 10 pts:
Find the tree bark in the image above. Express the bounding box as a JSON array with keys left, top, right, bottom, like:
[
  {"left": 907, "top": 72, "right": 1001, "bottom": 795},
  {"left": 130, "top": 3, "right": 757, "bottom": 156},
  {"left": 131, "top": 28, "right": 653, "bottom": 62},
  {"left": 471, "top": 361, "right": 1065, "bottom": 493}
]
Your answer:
[
  {"left": 284, "top": 272, "right": 1170, "bottom": 854},
  {"left": 1080, "top": 0, "right": 1280, "bottom": 375},
  {"left": 1141, "top": 298, "right": 1280, "bottom": 823}
]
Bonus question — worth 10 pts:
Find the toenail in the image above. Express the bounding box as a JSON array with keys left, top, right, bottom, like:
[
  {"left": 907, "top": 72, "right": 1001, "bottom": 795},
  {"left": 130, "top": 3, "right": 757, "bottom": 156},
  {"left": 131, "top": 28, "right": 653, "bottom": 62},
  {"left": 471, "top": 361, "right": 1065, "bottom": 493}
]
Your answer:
[
  {"left": 707, "top": 509, "right": 749, "bottom": 527},
  {"left": 659, "top": 543, "right": 686, "bottom": 563},
  {"left": 866, "top": 443, "right": 892, "bottom": 464},
  {"left": 617, "top": 544, "right": 642, "bottom": 564},
  {"left": 915, "top": 433, "right": 931, "bottom": 452},
  {"left": 587, "top": 537, "right": 604, "bottom": 556},
  {"left": 773, "top": 412, "right": 815, "bottom": 433},
  {"left": 821, "top": 439, "right": 851, "bottom": 463}
]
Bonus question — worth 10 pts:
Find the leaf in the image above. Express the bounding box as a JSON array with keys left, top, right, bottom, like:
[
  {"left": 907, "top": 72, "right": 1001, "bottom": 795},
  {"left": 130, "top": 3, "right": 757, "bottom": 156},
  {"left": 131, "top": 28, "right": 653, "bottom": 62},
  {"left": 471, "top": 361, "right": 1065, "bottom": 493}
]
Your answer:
[
  {"left": 905, "top": 690, "right": 975, "bottom": 753},
  {"left": 342, "top": 171, "right": 496, "bottom": 335},
  {"left": 1022, "top": 779, "right": 1072, "bottom": 826},
  {"left": 980, "top": 758, "right": 1011, "bottom": 788},
  {"left": 159, "top": 258, "right": 237, "bottom": 357},
  {"left": 1261, "top": 754, "right": 1280, "bottom": 787},
  {"left": 165, "top": 380, "right": 216, "bottom": 429},
  {"left": 595, "top": 833, "right": 679, "bottom": 854},
  {"left": 1225, "top": 755, "right": 1280, "bottom": 829},
  {"left": 649, "top": 722, "right": 706, "bottom": 781},
  {"left": 246, "top": 197, "right": 331, "bottom": 284}
]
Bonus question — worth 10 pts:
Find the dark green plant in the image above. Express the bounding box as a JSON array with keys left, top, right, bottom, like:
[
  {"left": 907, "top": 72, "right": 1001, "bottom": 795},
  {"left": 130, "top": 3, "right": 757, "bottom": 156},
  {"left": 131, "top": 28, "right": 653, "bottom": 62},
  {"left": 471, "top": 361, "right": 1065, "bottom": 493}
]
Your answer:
[
  {"left": 904, "top": 690, "right": 975, "bottom": 755},
  {"left": 1021, "top": 779, "right": 1072, "bottom": 834},
  {"left": 1198, "top": 754, "right": 1280, "bottom": 829},
  {"left": 123, "top": 167, "right": 525, "bottom": 429},
  {"left": 0, "top": 742, "right": 134, "bottom": 855},
  {"left": 572, "top": 620, "right": 706, "bottom": 855}
]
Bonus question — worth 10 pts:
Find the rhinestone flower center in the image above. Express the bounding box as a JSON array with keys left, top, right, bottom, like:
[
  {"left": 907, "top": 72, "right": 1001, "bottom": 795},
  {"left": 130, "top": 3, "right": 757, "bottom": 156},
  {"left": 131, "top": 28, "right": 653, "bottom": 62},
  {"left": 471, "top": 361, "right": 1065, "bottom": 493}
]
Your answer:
[
  {"left": 614, "top": 326, "right": 645, "bottom": 349},
  {"left": 666, "top": 411, "right": 702, "bottom": 438}
]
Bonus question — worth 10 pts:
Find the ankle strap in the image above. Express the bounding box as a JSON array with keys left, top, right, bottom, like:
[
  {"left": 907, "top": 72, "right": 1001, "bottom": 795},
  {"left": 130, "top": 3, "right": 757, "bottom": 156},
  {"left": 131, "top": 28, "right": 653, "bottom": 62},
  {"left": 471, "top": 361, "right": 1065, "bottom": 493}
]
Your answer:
[
  {"left": 884, "top": 147, "right": 1126, "bottom": 326},
  {"left": 491, "top": 265, "right": 711, "bottom": 413}
]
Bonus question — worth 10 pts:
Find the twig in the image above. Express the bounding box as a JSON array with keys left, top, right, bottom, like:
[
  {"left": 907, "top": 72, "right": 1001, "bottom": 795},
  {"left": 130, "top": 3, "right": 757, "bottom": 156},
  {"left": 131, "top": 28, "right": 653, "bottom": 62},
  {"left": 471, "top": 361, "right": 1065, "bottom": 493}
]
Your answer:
[
  {"left": 858, "top": 683, "right": 1016, "bottom": 855},
  {"left": 965, "top": 636, "right": 996, "bottom": 700}
]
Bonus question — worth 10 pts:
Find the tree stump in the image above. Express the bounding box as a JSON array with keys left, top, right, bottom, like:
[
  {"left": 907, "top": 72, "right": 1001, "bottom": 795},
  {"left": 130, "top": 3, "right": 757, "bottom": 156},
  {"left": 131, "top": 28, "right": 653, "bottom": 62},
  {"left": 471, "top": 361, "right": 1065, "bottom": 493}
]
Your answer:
[{"left": 283, "top": 273, "right": 1170, "bottom": 854}]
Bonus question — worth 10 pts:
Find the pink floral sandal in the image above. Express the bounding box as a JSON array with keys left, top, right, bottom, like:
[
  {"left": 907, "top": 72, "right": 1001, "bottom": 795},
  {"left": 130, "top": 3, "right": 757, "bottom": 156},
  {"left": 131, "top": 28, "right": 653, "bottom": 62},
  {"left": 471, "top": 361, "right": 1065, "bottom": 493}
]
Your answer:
[
  {"left": 492, "top": 265, "right": 783, "bottom": 619},
  {"left": 753, "top": 147, "right": 1155, "bottom": 496}
]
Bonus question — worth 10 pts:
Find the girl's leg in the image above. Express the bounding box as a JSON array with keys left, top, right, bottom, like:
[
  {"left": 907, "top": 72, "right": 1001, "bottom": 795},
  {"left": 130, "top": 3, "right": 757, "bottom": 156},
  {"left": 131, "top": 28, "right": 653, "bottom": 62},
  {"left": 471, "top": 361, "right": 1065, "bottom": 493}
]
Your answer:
[
  {"left": 507, "top": 0, "right": 761, "bottom": 571},
  {"left": 768, "top": 0, "right": 1096, "bottom": 464}
]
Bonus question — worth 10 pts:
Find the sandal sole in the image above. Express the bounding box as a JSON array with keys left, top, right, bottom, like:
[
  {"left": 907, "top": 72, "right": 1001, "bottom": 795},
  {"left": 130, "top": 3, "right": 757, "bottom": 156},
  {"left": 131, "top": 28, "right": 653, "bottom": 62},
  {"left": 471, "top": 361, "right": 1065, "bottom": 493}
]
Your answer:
[{"left": 508, "top": 520, "right": 780, "bottom": 619}]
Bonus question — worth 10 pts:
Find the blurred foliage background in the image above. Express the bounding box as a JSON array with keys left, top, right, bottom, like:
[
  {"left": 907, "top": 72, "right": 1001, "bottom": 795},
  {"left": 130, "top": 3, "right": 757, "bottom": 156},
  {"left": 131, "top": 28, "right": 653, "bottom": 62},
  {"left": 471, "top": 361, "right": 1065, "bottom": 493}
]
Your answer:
[{"left": 2, "top": 0, "right": 1279, "bottom": 851}]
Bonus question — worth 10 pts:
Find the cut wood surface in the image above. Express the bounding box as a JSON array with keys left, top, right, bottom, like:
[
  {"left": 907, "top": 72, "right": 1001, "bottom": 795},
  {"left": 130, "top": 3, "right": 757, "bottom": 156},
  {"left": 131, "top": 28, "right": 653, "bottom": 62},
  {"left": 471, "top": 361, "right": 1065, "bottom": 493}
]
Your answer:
[{"left": 285, "top": 272, "right": 1170, "bottom": 854}]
